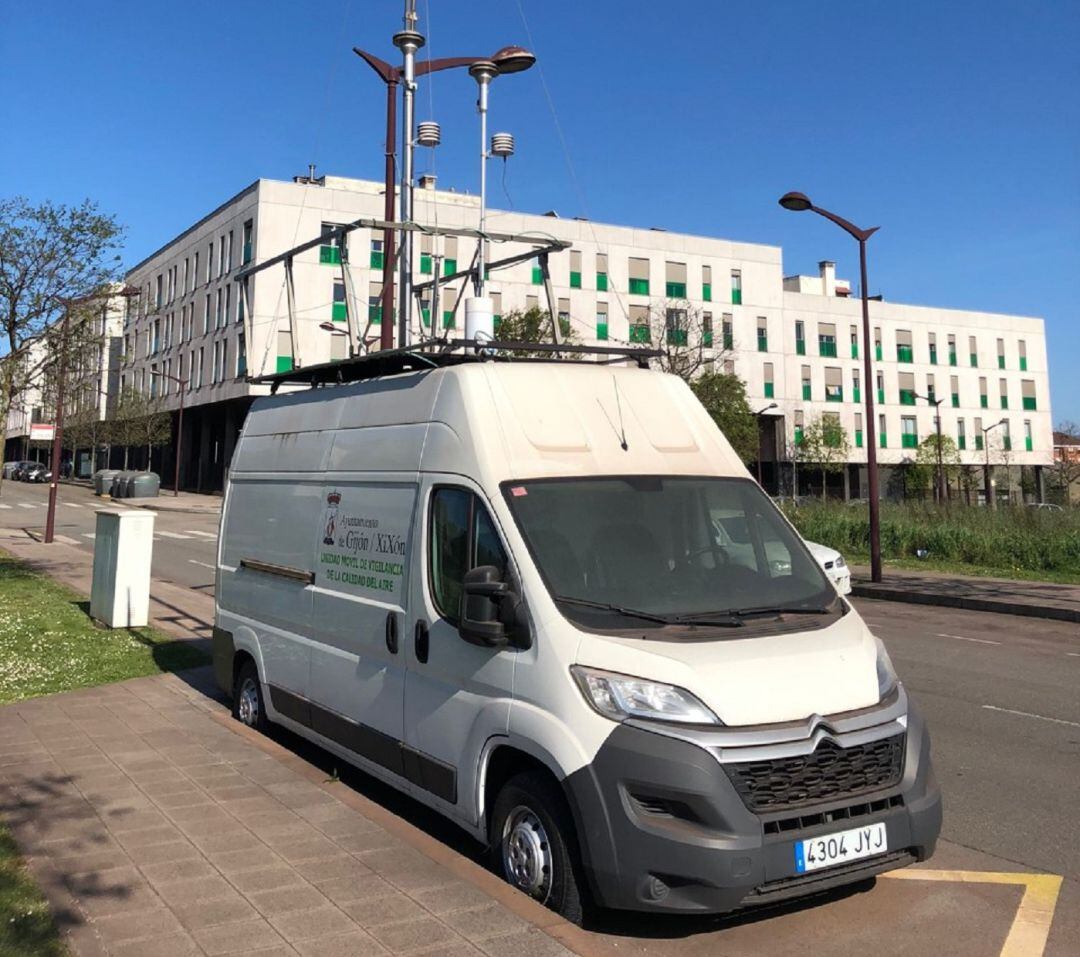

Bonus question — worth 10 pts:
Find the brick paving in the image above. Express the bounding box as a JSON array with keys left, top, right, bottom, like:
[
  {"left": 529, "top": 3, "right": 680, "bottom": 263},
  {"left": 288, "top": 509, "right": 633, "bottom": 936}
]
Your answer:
[{"left": 0, "top": 668, "right": 577, "bottom": 957}]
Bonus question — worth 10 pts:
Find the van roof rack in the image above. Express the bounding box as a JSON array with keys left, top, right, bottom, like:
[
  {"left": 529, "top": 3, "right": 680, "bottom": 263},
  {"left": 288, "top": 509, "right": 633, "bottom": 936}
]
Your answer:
[{"left": 253, "top": 340, "right": 664, "bottom": 393}]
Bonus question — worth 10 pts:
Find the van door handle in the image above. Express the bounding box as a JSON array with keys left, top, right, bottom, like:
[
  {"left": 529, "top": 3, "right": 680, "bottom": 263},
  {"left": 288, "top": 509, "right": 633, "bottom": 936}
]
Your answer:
[
  {"left": 385, "top": 613, "right": 399, "bottom": 655},
  {"left": 414, "top": 620, "right": 429, "bottom": 664}
]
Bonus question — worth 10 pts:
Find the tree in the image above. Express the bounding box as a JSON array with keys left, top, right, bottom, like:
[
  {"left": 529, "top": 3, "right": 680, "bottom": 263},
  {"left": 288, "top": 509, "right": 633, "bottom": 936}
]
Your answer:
[
  {"left": 1050, "top": 420, "right": 1080, "bottom": 502},
  {"left": 798, "top": 414, "right": 851, "bottom": 501},
  {"left": 634, "top": 298, "right": 727, "bottom": 381},
  {"left": 0, "top": 197, "right": 123, "bottom": 490},
  {"left": 690, "top": 372, "right": 758, "bottom": 463},
  {"left": 108, "top": 386, "right": 170, "bottom": 470},
  {"left": 491, "top": 306, "right": 579, "bottom": 357},
  {"left": 910, "top": 434, "right": 962, "bottom": 499}
]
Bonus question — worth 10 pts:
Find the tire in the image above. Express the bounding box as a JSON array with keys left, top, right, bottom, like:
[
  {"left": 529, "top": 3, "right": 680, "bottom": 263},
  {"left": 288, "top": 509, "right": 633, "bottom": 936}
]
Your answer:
[
  {"left": 489, "top": 770, "right": 587, "bottom": 925},
  {"left": 232, "top": 660, "right": 269, "bottom": 733}
]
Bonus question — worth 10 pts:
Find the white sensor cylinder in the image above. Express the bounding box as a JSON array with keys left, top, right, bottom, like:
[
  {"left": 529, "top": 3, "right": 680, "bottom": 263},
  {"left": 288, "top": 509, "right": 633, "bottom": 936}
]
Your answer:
[{"left": 464, "top": 296, "right": 495, "bottom": 350}]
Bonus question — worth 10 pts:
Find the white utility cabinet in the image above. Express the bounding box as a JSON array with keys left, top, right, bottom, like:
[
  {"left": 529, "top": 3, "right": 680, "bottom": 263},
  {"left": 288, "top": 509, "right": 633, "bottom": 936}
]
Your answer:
[{"left": 90, "top": 509, "right": 155, "bottom": 627}]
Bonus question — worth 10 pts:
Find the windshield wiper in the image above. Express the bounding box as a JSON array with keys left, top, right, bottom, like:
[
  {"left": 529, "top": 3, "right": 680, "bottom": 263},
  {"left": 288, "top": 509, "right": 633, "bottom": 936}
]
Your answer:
[
  {"left": 552, "top": 595, "right": 674, "bottom": 625},
  {"left": 675, "top": 604, "right": 832, "bottom": 623}
]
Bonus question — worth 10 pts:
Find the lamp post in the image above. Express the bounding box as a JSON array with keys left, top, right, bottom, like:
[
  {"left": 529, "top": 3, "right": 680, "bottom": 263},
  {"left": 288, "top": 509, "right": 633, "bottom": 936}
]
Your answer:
[
  {"left": 982, "top": 418, "right": 1007, "bottom": 509},
  {"left": 353, "top": 32, "right": 534, "bottom": 349},
  {"left": 753, "top": 403, "right": 778, "bottom": 487},
  {"left": 149, "top": 369, "right": 188, "bottom": 497},
  {"left": 914, "top": 392, "right": 946, "bottom": 503},
  {"left": 779, "top": 191, "right": 883, "bottom": 582}
]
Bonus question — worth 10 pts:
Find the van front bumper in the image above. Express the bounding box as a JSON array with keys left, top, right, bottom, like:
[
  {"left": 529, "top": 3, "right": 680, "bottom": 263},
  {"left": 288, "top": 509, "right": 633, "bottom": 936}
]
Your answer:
[{"left": 562, "top": 702, "right": 941, "bottom": 914}]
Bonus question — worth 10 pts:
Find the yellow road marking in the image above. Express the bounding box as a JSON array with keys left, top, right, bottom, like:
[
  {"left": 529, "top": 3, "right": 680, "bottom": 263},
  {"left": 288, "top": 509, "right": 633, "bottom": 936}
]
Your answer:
[{"left": 883, "top": 869, "right": 1063, "bottom": 957}]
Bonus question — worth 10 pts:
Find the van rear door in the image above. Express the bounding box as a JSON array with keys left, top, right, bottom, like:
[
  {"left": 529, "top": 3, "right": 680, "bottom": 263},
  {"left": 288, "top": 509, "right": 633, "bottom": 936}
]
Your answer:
[{"left": 403, "top": 477, "right": 516, "bottom": 815}]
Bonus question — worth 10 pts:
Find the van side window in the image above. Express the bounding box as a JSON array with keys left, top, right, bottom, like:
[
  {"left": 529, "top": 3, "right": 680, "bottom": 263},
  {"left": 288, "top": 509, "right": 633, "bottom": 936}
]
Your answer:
[{"left": 429, "top": 488, "right": 507, "bottom": 622}]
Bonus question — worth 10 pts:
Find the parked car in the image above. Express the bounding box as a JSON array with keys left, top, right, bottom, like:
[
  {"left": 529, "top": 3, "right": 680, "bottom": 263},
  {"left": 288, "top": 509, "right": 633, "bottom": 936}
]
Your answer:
[
  {"left": 214, "top": 359, "right": 940, "bottom": 921},
  {"left": 1026, "top": 502, "right": 1063, "bottom": 512},
  {"left": 23, "top": 462, "right": 52, "bottom": 483},
  {"left": 805, "top": 541, "right": 852, "bottom": 595},
  {"left": 11, "top": 460, "right": 40, "bottom": 481}
]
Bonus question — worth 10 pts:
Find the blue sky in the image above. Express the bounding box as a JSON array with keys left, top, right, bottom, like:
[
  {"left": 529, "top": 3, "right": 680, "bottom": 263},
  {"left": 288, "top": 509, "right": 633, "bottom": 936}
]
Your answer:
[{"left": 2, "top": 0, "right": 1077, "bottom": 420}]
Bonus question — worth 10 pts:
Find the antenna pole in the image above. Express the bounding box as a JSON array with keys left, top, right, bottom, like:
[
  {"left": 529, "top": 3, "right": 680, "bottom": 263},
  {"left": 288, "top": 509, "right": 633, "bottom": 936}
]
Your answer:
[{"left": 394, "top": 2, "right": 423, "bottom": 350}]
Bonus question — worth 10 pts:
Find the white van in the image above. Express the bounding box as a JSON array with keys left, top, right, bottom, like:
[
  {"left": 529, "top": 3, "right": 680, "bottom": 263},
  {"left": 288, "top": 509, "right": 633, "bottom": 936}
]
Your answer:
[{"left": 213, "top": 356, "right": 941, "bottom": 921}]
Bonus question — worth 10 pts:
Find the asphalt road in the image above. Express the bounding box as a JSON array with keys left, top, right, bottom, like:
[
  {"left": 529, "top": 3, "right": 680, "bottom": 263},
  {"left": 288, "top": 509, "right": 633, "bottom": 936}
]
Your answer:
[
  {"left": 1, "top": 479, "right": 1076, "bottom": 955},
  {"left": 0, "top": 479, "right": 219, "bottom": 591}
]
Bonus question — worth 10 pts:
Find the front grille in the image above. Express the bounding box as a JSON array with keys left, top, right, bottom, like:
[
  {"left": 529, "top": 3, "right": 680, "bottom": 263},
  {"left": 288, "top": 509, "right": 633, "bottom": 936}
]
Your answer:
[
  {"left": 763, "top": 793, "right": 904, "bottom": 835},
  {"left": 724, "top": 734, "right": 905, "bottom": 813}
]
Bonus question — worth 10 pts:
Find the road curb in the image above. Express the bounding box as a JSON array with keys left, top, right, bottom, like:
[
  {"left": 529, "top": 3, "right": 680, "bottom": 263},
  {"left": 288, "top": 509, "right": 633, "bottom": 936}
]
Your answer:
[{"left": 851, "top": 584, "right": 1080, "bottom": 623}]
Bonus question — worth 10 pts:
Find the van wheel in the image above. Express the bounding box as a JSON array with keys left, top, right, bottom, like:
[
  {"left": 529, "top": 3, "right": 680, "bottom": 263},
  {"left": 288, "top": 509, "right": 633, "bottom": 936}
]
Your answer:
[
  {"left": 232, "top": 661, "right": 268, "bottom": 733},
  {"left": 489, "top": 771, "right": 586, "bottom": 925}
]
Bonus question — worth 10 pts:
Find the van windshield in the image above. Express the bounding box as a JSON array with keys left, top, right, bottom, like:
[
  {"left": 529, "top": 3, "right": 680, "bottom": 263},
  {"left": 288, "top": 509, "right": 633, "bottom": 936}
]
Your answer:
[{"left": 502, "top": 476, "right": 838, "bottom": 631}]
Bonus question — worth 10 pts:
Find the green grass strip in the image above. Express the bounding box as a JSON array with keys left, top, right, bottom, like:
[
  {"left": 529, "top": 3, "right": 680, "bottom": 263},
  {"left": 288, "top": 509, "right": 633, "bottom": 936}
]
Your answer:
[{"left": 0, "top": 820, "right": 66, "bottom": 957}]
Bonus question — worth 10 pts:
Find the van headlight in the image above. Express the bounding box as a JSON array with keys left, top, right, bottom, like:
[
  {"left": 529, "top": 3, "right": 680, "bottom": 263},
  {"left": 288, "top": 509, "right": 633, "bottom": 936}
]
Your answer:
[
  {"left": 874, "top": 638, "right": 899, "bottom": 699},
  {"left": 571, "top": 666, "right": 720, "bottom": 725}
]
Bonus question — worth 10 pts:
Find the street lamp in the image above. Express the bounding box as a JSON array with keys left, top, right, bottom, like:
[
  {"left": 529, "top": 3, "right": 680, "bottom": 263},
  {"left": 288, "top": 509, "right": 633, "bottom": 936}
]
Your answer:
[
  {"left": 982, "top": 418, "right": 1007, "bottom": 509},
  {"left": 149, "top": 369, "right": 188, "bottom": 497},
  {"left": 753, "top": 403, "right": 778, "bottom": 487},
  {"left": 353, "top": 40, "right": 534, "bottom": 351},
  {"left": 779, "top": 191, "right": 883, "bottom": 582},
  {"left": 914, "top": 392, "right": 946, "bottom": 503}
]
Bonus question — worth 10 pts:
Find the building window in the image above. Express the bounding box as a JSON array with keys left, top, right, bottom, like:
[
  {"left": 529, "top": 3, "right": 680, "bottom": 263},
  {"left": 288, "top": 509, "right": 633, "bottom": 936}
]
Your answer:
[
  {"left": 979, "top": 376, "right": 988, "bottom": 408},
  {"left": 948, "top": 334, "right": 957, "bottom": 366},
  {"left": 825, "top": 367, "right": 843, "bottom": 402},
  {"left": 852, "top": 370, "right": 861, "bottom": 404},
  {"left": 874, "top": 327, "right": 882, "bottom": 361},
  {"left": 370, "top": 238, "right": 384, "bottom": 270},
  {"left": 999, "top": 378, "right": 1008, "bottom": 410},
  {"left": 855, "top": 412, "right": 864, "bottom": 449},
  {"left": 1019, "top": 340, "right": 1027, "bottom": 372},
  {"left": 969, "top": 335, "right": 978, "bottom": 367},
  {"left": 795, "top": 320, "right": 805, "bottom": 355},
  {"left": 319, "top": 223, "right": 345, "bottom": 265},
  {"left": 997, "top": 338, "right": 1006, "bottom": 369},
  {"left": 237, "top": 332, "right": 247, "bottom": 377},
  {"left": 702, "top": 265, "right": 712, "bottom": 302},
  {"left": 722, "top": 314, "right": 733, "bottom": 350},
  {"left": 957, "top": 418, "right": 966, "bottom": 450},
  {"left": 628, "top": 257, "right": 650, "bottom": 296},
  {"left": 702, "top": 312, "right": 713, "bottom": 347},
  {"left": 730, "top": 269, "right": 742, "bottom": 305},
  {"left": 570, "top": 249, "right": 582, "bottom": 289},
  {"left": 794, "top": 411, "right": 804, "bottom": 447},
  {"left": 596, "top": 253, "right": 608, "bottom": 292},
  {"left": 276, "top": 331, "right": 293, "bottom": 373},
  {"left": 1021, "top": 380, "right": 1037, "bottom": 410},
  {"left": 596, "top": 304, "right": 608, "bottom": 341},
  {"left": 665, "top": 261, "right": 687, "bottom": 299},
  {"left": 896, "top": 330, "right": 913, "bottom": 363},
  {"left": 530, "top": 256, "right": 544, "bottom": 285},
  {"left": 850, "top": 326, "right": 859, "bottom": 359},
  {"left": 901, "top": 416, "right": 918, "bottom": 449},
  {"left": 333, "top": 281, "right": 347, "bottom": 322},
  {"left": 242, "top": 219, "right": 253, "bottom": 265},
  {"left": 757, "top": 318, "right": 767, "bottom": 353},
  {"left": 929, "top": 332, "right": 937, "bottom": 365},
  {"left": 801, "top": 365, "right": 811, "bottom": 401},
  {"left": 1002, "top": 421, "right": 1012, "bottom": 452},
  {"left": 628, "top": 304, "right": 650, "bottom": 343},
  {"left": 818, "top": 323, "right": 837, "bottom": 357},
  {"left": 665, "top": 308, "right": 688, "bottom": 346},
  {"left": 442, "top": 287, "right": 458, "bottom": 329},
  {"left": 1024, "top": 419, "right": 1033, "bottom": 452},
  {"left": 764, "top": 362, "right": 774, "bottom": 399},
  {"left": 876, "top": 372, "right": 885, "bottom": 406}
]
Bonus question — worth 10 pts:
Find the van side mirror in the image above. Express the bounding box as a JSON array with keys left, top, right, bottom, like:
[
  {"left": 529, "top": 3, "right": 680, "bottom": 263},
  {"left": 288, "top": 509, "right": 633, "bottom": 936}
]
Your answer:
[{"left": 459, "top": 565, "right": 530, "bottom": 649}]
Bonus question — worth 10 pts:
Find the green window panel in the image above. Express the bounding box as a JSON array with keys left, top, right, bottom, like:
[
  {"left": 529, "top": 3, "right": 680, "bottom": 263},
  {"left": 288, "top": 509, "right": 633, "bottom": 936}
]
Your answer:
[
  {"left": 665, "top": 281, "right": 687, "bottom": 298},
  {"left": 958, "top": 435, "right": 966, "bottom": 450},
  {"left": 242, "top": 242, "right": 252, "bottom": 265},
  {"left": 878, "top": 388, "right": 885, "bottom": 405},
  {"left": 596, "top": 322, "right": 609, "bottom": 341},
  {"left": 901, "top": 434, "right": 918, "bottom": 449},
  {"left": 703, "top": 331, "right": 713, "bottom": 347},
  {"left": 1020, "top": 357, "right": 1027, "bottom": 371},
  {"left": 559, "top": 317, "right": 571, "bottom": 337},
  {"left": 368, "top": 306, "right": 382, "bottom": 324},
  {"left": 1000, "top": 396, "right": 1008, "bottom": 409},
  {"left": 875, "top": 345, "right": 883, "bottom": 361},
  {"left": 927, "top": 390, "right": 936, "bottom": 404},
  {"left": 802, "top": 384, "right": 811, "bottom": 400},
  {"left": 851, "top": 342, "right": 859, "bottom": 359},
  {"left": 949, "top": 352, "right": 957, "bottom": 366},
  {"left": 531, "top": 266, "right": 544, "bottom": 284},
  {"left": 731, "top": 289, "right": 742, "bottom": 305},
  {"left": 237, "top": 354, "right": 247, "bottom": 376},
  {"left": 998, "top": 355, "right": 1006, "bottom": 369},
  {"left": 493, "top": 315, "right": 502, "bottom": 332},
  {"left": 629, "top": 277, "right": 650, "bottom": 295},
  {"left": 970, "top": 353, "right": 978, "bottom": 366},
  {"left": 796, "top": 340, "right": 806, "bottom": 356},
  {"left": 757, "top": 334, "right": 768, "bottom": 353},
  {"left": 929, "top": 346, "right": 938, "bottom": 364},
  {"left": 596, "top": 272, "right": 608, "bottom": 292},
  {"left": 444, "top": 259, "right": 458, "bottom": 277},
  {"left": 764, "top": 382, "right": 774, "bottom": 398},
  {"left": 952, "top": 393, "right": 960, "bottom": 408},
  {"left": 370, "top": 251, "right": 384, "bottom": 270},
  {"left": 899, "top": 390, "right": 916, "bottom": 405},
  {"left": 420, "top": 254, "right": 433, "bottom": 275},
  {"left": 723, "top": 333, "right": 734, "bottom": 350},
  {"left": 1023, "top": 396, "right": 1037, "bottom": 410},
  {"left": 570, "top": 271, "right": 582, "bottom": 289},
  {"left": 897, "top": 345, "right": 914, "bottom": 363},
  {"left": 331, "top": 302, "right": 347, "bottom": 322},
  {"left": 980, "top": 394, "right": 989, "bottom": 408},
  {"left": 975, "top": 435, "right": 984, "bottom": 451},
  {"left": 703, "top": 283, "right": 712, "bottom": 302},
  {"left": 855, "top": 430, "right": 863, "bottom": 448},
  {"left": 275, "top": 355, "right": 293, "bottom": 373},
  {"left": 443, "top": 311, "right": 455, "bottom": 329},
  {"left": 826, "top": 389, "right": 843, "bottom": 403},
  {"left": 629, "top": 324, "right": 651, "bottom": 344},
  {"left": 421, "top": 308, "right": 431, "bottom": 327},
  {"left": 852, "top": 387, "right": 861, "bottom": 403},
  {"left": 1003, "top": 436, "right": 1012, "bottom": 451},
  {"left": 879, "top": 432, "right": 888, "bottom": 448},
  {"left": 819, "top": 339, "right": 837, "bottom": 358},
  {"left": 1025, "top": 437, "right": 1033, "bottom": 452},
  {"left": 794, "top": 427, "right": 804, "bottom": 446},
  {"left": 319, "top": 245, "right": 341, "bottom": 265}
]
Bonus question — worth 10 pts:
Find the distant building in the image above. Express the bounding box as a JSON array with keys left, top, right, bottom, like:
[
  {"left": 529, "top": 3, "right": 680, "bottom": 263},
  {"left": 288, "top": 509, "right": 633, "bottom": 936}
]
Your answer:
[
  {"left": 1052, "top": 431, "right": 1080, "bottom": 504},
  {"left": 120, "top": 173, "right": 1054, "bottom": 497}
]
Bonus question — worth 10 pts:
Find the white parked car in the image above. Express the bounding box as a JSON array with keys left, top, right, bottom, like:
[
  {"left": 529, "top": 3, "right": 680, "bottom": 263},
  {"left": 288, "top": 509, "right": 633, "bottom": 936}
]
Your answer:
[{"left": 805, "top": 541, "right": 852, "bottom": 595}]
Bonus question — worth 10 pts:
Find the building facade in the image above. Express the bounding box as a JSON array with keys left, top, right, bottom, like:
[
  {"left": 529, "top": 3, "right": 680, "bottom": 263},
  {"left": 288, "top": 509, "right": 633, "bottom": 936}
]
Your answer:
[{"left": 120, "top": 173, "right": 1054, "bottom": 496}]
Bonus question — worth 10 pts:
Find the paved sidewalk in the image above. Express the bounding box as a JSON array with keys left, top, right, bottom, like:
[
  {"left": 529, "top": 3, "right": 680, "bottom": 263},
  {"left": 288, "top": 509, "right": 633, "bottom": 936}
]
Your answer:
[
  {"left": 851, "top": 566, "right": 1080, "bottom": 623},
  {"left": 0, "top": 669, "right": 592, "bottom": 957}
]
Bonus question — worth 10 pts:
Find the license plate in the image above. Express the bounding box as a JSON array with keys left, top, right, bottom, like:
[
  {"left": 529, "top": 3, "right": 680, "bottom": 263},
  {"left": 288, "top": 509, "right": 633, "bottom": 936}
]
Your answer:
[{"left": 794, "top": 822, "right": 887, "bottom": 874}]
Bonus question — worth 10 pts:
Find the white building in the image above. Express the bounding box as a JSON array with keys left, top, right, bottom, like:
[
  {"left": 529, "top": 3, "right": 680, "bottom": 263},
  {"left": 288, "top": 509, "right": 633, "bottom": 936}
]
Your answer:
[{"left": 121, "top": 173, "right": 1053, "bottom": 497}]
